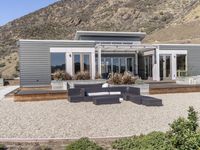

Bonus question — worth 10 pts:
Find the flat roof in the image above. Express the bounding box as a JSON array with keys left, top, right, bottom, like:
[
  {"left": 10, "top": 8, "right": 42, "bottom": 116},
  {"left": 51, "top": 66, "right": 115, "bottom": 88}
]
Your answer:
[
  {"left": 19, "top": 39, "right": 95, "bottom": 43},
  {"left": 74, "top": 31, "right": 146, "bottom": 40}
]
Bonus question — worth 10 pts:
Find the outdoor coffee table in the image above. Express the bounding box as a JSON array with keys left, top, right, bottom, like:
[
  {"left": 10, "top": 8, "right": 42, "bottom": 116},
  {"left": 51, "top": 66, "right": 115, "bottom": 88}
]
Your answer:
[
  {"left": 93, "top": 95, "right": 121, "bottom": 105},
  {"left": 141, "top": 96, "right": 162, "bottom": 106}
]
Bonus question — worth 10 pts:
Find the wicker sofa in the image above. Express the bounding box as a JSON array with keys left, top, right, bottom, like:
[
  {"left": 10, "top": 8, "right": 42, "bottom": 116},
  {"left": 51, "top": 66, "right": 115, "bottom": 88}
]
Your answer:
[{"left": 68, "top": 83, "right": 162, "bottom": 106}]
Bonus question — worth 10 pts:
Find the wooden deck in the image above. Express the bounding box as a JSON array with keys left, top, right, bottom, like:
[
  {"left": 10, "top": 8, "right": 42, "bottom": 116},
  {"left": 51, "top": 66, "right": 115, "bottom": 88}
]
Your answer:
[
  {"left": 149, "top": 83, "right": 200, "bottom": 94},
  {"left": 14, "top": 88, "right": 67, "bottom": 102}
]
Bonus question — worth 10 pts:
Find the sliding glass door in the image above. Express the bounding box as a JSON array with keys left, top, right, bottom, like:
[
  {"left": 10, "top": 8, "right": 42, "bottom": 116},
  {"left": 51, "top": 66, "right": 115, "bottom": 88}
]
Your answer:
[{"left": 100, "top": 57, "right": 135, "bottom": 78}]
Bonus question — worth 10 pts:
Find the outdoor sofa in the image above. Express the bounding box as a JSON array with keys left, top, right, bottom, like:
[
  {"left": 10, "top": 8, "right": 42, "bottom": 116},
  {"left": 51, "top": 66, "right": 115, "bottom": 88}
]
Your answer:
[{"left": 68, "top": 83, "right": 162, "bottom": 106}]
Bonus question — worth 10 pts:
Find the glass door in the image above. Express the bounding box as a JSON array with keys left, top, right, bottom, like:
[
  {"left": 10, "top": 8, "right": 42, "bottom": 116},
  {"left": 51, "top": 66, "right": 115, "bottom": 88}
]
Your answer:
[
  {"left": 159, "top": 55, "right": 171, "bottom": 80},
  {"left": 144, "top": 55, "right": 153, "bottom": 79},
  {"left": 74, "top": 54, "right": 81, "bottom": 74},
  {"left": 73, "top": 53, "right": 91, "bottom": 76}
]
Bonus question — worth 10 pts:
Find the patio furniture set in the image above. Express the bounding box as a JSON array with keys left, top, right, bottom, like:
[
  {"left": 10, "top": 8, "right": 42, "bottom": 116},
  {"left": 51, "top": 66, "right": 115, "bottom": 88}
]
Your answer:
[{"left": 68, "top": 83, "right": 162, "bottom": 106}]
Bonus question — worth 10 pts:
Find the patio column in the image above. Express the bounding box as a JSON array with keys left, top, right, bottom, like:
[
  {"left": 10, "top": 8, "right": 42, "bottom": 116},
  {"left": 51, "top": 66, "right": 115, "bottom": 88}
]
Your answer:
[
  {"left": 153, "top": 48, "right": 160, "bottom": 81},
  {"left": 98, "top": 47, "right": 102, "bottom": 76}
]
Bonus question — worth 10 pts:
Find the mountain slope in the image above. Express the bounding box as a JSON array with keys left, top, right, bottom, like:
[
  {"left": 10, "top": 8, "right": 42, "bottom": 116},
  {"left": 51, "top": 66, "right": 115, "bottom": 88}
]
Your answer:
[
  {"left": 0, "top": 0, "right": 198, "bottom": 78},
  {"left": 144, "top": 1, "right": 200, "bottom": 43}
]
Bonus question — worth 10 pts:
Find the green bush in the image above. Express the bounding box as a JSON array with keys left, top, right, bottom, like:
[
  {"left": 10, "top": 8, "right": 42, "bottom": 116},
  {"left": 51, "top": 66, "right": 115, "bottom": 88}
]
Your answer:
[
  {"left": 112, "top": 131, "right": 172, "bottom": 150},
  {"left": 0, "top": 144, "right": 6, "bottom": 150},
  {"left": 0, "top": 63, "right": 5, "bottom": 68},
  {"left": 167, "top": 106, "right": 200, "bottom": 150},
  {"left": 113, "top": 106, "right": 200, "bottom": 150},
  {"left": 65, "top": 137, "right": 103, "bottom": 150}
]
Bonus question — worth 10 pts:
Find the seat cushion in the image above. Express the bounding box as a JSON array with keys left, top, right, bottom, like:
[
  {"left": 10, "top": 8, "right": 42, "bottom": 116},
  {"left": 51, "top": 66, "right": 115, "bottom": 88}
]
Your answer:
[
  {"left": 109, "top": 91, "right": 121, "bottom": 95},
  {"left": 87, "top": 92, "right": 110, "bottom": 96}
]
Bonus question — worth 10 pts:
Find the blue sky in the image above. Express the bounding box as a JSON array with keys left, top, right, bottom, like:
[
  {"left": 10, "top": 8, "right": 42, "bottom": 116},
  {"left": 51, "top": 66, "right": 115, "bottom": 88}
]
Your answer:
[{"left": 0, "top": 0, "right": 58, "bottom": 26}]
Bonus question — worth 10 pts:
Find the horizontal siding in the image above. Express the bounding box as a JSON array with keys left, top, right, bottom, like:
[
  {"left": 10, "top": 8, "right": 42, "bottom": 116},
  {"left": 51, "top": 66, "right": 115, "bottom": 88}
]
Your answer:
[
  {"left": 19, "top": 40, "right": 95, "bottom": 87},
  {"left": 159, "top": 45, "right": 200, "bottom": 76}
]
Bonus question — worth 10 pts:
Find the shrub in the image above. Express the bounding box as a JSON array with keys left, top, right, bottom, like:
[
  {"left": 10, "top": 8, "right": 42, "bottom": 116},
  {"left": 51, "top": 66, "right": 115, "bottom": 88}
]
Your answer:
[
  {"left": 0, "top": 63, "right": 5, "bottom": 68},
  {"left": 95, "top": 73, "right": 102, "bottom": 79},
  {"left": 112, "top": 131, "right": 172, "bottom": 150},
  {"left": 65, "top": 137, "right": 103, "bottom": 150},
  {"left": 53, "top": 70, "right": 72, "bottom": 80},
  {"left": 74, "top": 71, "right": 90, "bottom": 80},
  {"left": 108, "top": 72, "right": 137, "bottom": 85},
  {"left": 0, "top": 144, "right": 6, "bottom": 150},
  {"left": 108, "top": 73, "right": 122, "bottom": 85},
  {"left": 167, "top": 106, "right": 200, "bottom": 150},
  {"left": 112, "top": 106, "right": 200, "bottom": 150},
  {"left": 121, "top": 72, "right": 137, "bottom": 84}
]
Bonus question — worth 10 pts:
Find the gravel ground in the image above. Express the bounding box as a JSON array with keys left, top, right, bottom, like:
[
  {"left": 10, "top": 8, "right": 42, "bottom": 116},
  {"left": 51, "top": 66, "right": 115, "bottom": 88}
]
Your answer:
[{"left": 0, "top": 93, "right": 200, "bottom": 138}]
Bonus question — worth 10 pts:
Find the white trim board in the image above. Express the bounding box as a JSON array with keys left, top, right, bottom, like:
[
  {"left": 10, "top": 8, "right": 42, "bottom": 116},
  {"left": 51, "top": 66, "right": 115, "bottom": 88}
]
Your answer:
[
  {"left": 158, "top": 50, "right": 187, "bottom": 55},
  {"left": 50, "top": 47, "right": 95, "bottom": 53}
]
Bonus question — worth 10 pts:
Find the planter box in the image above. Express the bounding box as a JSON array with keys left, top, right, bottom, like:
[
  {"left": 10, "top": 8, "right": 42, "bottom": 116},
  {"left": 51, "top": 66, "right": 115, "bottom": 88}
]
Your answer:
[
  {"left": 51, "top": 81, "right": 67, "bottom": 90},
  {"left": 66, "top": 79, "right": 106, "bottom": 88},
  {"left": 51, "top": 79, "right": 106, "bottom": 90},
  {"left": 0, "top": 78, "right": 4, "bottom": 86}
]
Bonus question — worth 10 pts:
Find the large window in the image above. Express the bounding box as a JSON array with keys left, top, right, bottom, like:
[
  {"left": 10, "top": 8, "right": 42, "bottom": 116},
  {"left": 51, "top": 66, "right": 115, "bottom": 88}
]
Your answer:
[
  {"left": 51, "top": 53, "right": 66, "bottom": 74},
  {"left": 177, "top": 54, "right": 187, "bottom": 77}
]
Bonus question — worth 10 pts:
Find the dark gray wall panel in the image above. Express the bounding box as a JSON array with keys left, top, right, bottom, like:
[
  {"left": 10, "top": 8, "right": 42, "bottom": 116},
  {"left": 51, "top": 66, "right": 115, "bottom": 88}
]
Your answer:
[
  {"left": 19, "top": 40, "right": 95, "bottom": 87},
  {"left": 159, "top": 45, "right": 200, "bottom": 76}
]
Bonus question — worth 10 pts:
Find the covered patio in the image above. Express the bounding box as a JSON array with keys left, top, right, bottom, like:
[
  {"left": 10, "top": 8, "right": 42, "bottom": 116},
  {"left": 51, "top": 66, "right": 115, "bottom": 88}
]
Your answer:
[{"left": 95, "top": 43, "right": 157, "bottom": 79}]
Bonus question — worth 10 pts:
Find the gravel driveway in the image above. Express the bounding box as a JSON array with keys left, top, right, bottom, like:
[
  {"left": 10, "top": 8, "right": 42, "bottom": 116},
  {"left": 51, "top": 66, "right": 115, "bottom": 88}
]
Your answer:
[{"left": 0, "top": 92, "right": 200, "bottom": 138}]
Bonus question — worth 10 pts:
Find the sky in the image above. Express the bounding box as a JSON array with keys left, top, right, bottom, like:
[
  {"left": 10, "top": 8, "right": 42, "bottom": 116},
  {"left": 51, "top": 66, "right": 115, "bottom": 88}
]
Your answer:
[{"left": 0, "top": 0, "right": 58, "bottom": 26}]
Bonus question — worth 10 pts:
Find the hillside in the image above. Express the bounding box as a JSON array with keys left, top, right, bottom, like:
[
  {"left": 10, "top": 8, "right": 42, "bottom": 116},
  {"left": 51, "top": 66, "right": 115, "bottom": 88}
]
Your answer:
[
  {"left": 0, "top": 0, "right": 199, "bottom": 78},
  {"left": 144, "top": 2, "right": 200, "bottom": 43}
]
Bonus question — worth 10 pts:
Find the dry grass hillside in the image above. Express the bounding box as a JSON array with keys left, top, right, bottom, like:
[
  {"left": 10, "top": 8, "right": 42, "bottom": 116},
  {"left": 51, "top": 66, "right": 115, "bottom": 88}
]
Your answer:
[
  {"left": 0, "top": 0, "right": 199, "bottom": 78},
  {"left": 144, "top": 1, "right": 200, "bottom": 43}
]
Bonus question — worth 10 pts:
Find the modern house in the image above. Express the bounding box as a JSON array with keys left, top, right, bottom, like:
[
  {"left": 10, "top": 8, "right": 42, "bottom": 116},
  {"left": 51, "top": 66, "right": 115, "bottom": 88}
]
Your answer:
[{"left": 19, "top": 31, "right": 200, "bottom": 87}]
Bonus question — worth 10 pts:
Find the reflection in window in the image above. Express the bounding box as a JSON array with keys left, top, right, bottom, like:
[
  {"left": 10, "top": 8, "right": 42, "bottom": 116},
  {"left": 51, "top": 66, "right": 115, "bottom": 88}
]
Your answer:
[
  {"left": 127, "top": 58, "right": 133, "bottom": 72},
  {"left": 177, "top": 54, "right": 187, "bottom": 77},
  {"left": 74, "top": 54, "right": 80, "bottom": 74},
  {"left": 105, "top": 58, "right": 112, "bottom": 73},
  {"left": 120, "top": 58, "right": 126, "bottom": 73},
  {"left": 113, "top": 58, "right": 119, "bottom": 73},
  {"left": 177, "top": 55, "right": 186, "bottom": 70},
  {"left": 51, "top": 53, "right": 65, "bottom": 73},
  {"left": 84, "top": 54, "right": 90, "bottom": 72}
]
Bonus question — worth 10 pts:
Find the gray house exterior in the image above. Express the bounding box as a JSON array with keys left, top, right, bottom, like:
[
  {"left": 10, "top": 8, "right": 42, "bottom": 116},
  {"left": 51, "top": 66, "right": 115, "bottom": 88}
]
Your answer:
[{"left": 19, "top": 31, "right": 200, "bottom": 87}]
